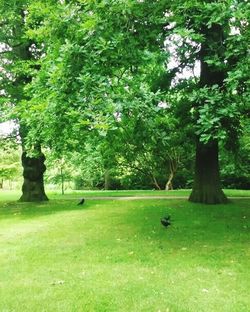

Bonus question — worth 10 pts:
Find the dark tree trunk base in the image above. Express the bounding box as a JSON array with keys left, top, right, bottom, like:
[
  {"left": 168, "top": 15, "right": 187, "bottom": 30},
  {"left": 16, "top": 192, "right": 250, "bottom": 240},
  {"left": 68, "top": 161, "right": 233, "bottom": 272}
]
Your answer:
[
  {"left": 189, "top": 140, "right": 228, "bottom": 204},
  {"left": 189, "top": 189, "right": 228, "bottom": 204},
  {"left": 19, "top": 150, "right": 49, "bottom": 202},
  {"left": 19, "top": 179, "right": 48, "bottom": 202}
]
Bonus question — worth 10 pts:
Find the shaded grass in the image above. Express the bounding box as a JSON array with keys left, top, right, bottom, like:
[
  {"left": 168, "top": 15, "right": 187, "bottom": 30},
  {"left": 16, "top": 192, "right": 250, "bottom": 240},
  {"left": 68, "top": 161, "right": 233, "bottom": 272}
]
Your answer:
[{"left": 0, "top": 193, "right": 249, "bottom": 311}]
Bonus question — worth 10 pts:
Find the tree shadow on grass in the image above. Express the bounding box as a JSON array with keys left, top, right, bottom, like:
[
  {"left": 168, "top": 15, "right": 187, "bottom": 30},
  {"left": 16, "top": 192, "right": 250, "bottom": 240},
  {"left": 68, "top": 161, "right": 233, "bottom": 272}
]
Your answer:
[
  {"left": 1, "top": 198, "right": 249, "bottom": 241},
  {"left": 0, "top": 199, "right": 91, "bottom": 220},
  {"left": 121, "top": 199, "right": 250, "bottom": 247}
]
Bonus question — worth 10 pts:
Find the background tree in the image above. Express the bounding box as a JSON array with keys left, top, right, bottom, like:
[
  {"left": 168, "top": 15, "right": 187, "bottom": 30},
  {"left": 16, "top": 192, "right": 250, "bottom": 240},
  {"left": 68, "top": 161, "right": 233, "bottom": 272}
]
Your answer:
[
  {"left": 0, "top": 139, "right": 21, "bottom": 189},
  {"left": 108, "top": 90, "right": 186, "bottom": 190}
]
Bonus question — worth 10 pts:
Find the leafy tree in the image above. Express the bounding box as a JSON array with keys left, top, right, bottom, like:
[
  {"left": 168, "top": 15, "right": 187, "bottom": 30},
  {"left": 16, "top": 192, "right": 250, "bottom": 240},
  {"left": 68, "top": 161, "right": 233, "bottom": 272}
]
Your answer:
[
  {"left": 19, "top": 0, "right": 249, "bottom": 203},
  {"left": 23, "top": 0, "right": 167, "bottom": 149},
  {"left": 166, "top": 0, "right": 249, "bottom": 203},
  {"left": 108, "top": 89, "right": 186, "bottom": 190},
  {"left": 45, "top": 156, "right": 74, "bottom": 194},
  {"left": 0, "top": 0, "right": 48, "bottom": 201}
]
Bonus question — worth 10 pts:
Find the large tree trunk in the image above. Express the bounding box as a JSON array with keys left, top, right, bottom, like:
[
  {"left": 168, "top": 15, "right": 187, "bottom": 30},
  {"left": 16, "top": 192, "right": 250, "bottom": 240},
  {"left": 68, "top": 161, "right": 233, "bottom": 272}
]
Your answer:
[
  {"left": 19, "top": 148, "right": 48, "bottom": 202},
  {"left": 189, "top": 23, "right": 228, "bottom": 204},
  {"left": 189, "top": 140, "right": 227, "bottom": 204}
]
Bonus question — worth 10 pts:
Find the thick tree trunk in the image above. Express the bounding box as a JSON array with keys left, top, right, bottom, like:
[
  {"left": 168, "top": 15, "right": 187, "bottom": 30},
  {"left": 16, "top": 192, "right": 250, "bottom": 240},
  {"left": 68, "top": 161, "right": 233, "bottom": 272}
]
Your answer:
[
  {"left": 189, "top": 140, "right": 227, "bottom": 204},
  {"left": 19, "top": 149, "right": 48, "bottom": 202}
]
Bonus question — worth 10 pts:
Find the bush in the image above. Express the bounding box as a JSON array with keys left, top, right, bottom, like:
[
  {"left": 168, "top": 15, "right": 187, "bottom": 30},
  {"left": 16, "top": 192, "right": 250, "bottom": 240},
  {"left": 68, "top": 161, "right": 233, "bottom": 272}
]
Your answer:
[{"left": 221, "top": 175, "right": 250, "bottom": 190}]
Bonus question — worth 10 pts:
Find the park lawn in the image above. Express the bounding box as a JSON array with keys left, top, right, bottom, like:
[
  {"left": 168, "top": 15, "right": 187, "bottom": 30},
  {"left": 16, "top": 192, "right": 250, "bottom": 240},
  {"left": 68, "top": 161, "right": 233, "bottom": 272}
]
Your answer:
[
  {"left": 0, "top": 194, "right": 249, "bottom": 311},
  {"left": 1, "top": 188, "right": 250, "bottom": 202},
  {"left": 50, "top": 189, "right": 250, "bottom": 199}
]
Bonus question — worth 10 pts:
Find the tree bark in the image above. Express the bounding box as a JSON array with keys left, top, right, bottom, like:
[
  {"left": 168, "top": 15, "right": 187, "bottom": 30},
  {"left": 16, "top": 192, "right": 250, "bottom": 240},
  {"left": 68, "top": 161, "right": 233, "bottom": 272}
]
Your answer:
[
  {"left": 189, "top": 140, "right": 227, "bottom": 204},
  {"left": 19, "top": 148, "right": 48, "bottom": 202},
  {"left": 152, "top": 175, "right": 161, "bottom": 190},
  {"left": 165, "top": 155, "right": 179, "bottom": 191},
  {"left": 165, "top": 172, "right": 174, "bottom": 190}
]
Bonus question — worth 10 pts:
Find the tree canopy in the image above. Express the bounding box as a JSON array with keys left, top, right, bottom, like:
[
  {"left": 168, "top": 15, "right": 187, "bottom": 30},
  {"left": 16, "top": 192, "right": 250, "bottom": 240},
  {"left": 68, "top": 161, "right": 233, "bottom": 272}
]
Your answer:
[{"left": 1, "top": 0, "right": 249, "bottom": 203}]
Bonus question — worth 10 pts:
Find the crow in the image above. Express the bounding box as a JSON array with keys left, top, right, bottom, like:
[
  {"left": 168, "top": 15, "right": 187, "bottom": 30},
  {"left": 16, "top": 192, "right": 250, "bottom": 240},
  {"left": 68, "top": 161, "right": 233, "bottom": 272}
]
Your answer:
[
  {"left": 161, "top": 215, "right": 171, "bottom": 228},
  {"left": 77, "top": 198, "right": 85, "bottom": 205}
]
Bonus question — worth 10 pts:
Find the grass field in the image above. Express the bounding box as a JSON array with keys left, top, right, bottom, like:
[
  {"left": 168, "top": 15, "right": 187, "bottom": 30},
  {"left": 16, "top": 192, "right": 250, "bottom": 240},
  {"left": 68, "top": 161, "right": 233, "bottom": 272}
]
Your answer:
[
  {"left": 1, "top": 188, "right": 250, "bottom": 202},
  {"left": 0, "top": 190, "right": 249, "bottom": 311}
]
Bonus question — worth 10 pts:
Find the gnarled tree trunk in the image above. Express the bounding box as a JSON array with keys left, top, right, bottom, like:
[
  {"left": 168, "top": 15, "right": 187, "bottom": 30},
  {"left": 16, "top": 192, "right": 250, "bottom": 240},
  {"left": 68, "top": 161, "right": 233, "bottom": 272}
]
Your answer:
[{"left": 19, "top": 147, "right": 48, "bottom": 202}]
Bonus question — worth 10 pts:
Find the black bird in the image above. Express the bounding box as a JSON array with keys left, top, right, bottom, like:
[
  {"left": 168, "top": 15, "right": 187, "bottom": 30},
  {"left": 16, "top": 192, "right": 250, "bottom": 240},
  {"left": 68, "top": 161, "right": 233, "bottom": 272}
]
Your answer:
[
  {"left": 77, "top": 198, "right": 85, "bottom": 205},
  {"left": 161, "top": 215, "right": 171, "bottom": 228}
]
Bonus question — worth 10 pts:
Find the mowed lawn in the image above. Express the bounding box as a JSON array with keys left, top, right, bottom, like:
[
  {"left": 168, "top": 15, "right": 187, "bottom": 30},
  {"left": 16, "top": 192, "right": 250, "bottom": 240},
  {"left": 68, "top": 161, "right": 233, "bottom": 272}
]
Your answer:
[{"left": 0, "top": 192, "right": 249, "bottom": 311}]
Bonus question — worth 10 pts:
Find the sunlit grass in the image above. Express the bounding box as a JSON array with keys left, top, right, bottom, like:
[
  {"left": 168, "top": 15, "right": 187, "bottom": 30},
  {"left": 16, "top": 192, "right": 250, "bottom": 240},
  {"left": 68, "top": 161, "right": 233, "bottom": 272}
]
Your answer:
[
  {"left": 0, "top": 191, "right": 249, "bottom": 311},
  {"left": 1, "top": 188, "right": 250, "bottom": 202},
  {"left": 50, "top": 188, "right": 250, "bottom": 198}
]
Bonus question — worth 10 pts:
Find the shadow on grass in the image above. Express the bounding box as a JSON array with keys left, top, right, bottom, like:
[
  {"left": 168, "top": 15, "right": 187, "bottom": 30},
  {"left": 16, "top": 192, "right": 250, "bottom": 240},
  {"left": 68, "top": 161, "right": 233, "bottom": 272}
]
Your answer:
[
  {"left": 0, "top": 198, "right": 249, "bottom": 242},
  {"left": 0, "top": 199, "right": 90, "bottom": 220},
  {"left": 120, "top": 199, "right": 250, "bottom": 246}
]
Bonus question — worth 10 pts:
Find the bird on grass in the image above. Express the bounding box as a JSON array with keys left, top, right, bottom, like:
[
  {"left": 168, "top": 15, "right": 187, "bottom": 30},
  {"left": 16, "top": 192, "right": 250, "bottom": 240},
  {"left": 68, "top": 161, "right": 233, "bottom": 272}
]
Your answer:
[
  {"left": 161, "top": 215, "right": 171, "bottom": 228},
  {"left": 77, "top": 198, "right": 85, "bottom": 205}
]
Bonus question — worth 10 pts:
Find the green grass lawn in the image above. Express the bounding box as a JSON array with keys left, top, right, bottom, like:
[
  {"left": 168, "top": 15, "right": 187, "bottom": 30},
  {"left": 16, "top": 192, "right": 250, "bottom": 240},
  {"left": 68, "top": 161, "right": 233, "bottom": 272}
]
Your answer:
[
  {"left": 1, "top": 188, "right": 250, "bottom": 202},
  {"left": 0, "top": 191, "right": 249, "bottom": 311},
  {"left": 50, "top": 188, "right": 250, "bottom": 199}
]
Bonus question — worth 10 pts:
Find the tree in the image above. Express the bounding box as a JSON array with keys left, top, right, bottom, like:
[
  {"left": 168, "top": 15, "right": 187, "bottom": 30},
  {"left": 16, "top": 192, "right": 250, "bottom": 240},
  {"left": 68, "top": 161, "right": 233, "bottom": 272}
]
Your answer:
[
  {"left": 189, "top": 22, "right": 229, "bottom": 203},
  {"left": 109, "top": 90, "right": 185, "bottom": 190},
  {"left": 0, "top": 0, "right": 48, "bottom": 201},
  {"left": 21, "top": 0, "right": 249, "bottom": 203},
  {"left": 166, "top": 1, "right": 249, "bottom": 203},
  {"left": 45, "top": 153, "right": 77, "bottom": 194}
]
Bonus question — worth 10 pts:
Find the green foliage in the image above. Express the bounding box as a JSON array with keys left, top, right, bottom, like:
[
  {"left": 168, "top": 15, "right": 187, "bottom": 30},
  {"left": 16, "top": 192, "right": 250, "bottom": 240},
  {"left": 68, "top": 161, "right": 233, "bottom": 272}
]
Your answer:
[
  {"left": 0, "top": 141, "right": 21, "bottom": 182},
  {"left": 1, "top": 0, "right": 249, "bottom": 196},
  {"left": 220, "top": 124, "right": 250, "bottom": 189},
  {"left": 167, "top": 0, "right": 249, "bottom": 146},
  {"left": 19, "top": 0, "right": 248, "bottom": 150}
]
